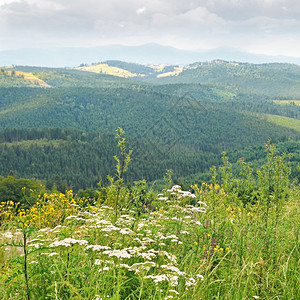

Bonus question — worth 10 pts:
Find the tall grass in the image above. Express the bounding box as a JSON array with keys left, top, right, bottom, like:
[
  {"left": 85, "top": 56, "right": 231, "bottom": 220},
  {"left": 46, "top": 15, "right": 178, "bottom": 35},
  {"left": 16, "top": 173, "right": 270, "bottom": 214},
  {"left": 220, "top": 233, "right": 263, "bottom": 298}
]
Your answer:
[{"left": 0, "top": 141, "right": 299, "bottom": 299}]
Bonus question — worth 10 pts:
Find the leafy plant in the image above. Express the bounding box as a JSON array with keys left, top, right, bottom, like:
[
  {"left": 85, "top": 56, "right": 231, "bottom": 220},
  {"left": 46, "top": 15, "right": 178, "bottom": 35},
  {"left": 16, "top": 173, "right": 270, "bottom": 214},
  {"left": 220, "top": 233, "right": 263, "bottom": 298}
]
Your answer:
[{"left": 113, "top": 127, "right": 132, "bottom": 217}]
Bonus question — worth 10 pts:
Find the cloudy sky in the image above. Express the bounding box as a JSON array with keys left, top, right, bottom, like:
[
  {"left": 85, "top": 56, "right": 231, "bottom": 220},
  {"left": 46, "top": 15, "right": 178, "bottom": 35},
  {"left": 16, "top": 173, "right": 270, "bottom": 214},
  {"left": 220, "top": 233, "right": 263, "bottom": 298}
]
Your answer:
[{"left": 0, "top": 0, "right": 299, "bottom": 57}]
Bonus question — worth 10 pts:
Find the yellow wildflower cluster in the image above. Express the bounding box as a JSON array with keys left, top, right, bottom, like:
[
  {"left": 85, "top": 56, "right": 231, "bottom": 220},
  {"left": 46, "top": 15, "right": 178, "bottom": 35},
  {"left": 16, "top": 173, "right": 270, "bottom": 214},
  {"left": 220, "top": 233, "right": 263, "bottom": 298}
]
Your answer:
[
  {"left": 0, "top": 201, "right": 20, "bottom": 221},
  {"left": 1, "top": 190, "right": 91, "bottom": 229},
  {"left": 20, "top": 190, "right": 81, "bottom": 228},
  {"left": 213, "top": 245, "right": 224, "bottom": 253},
  {"left": 226, "top": 206, "right": 242, "bottom": 219},
  {"left": 191, "top": 182, "right": 226, "bottom": 197}
]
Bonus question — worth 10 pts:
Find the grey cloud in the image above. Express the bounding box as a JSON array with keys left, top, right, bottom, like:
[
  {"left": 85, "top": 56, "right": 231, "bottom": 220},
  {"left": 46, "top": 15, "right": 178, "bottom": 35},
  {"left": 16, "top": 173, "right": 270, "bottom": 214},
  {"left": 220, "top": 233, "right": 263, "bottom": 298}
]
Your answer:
[{"left": 0, "top": 0, "right": 299, "bottom": 57}]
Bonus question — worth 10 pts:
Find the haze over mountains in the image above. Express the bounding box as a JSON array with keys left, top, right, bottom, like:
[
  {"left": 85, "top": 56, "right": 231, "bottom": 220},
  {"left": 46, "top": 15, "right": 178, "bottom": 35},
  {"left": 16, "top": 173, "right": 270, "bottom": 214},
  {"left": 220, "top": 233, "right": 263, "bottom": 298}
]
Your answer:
[{"left": 1, "top": 43, "right": 300, "bottom": 68}]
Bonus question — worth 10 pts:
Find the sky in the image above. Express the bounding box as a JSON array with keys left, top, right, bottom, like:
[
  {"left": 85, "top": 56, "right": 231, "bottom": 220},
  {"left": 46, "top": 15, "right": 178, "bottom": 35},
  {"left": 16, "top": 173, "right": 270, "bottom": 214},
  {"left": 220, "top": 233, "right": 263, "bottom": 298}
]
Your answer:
[{"left": 0, "top": 0, "right": 300, "bottom": 57}]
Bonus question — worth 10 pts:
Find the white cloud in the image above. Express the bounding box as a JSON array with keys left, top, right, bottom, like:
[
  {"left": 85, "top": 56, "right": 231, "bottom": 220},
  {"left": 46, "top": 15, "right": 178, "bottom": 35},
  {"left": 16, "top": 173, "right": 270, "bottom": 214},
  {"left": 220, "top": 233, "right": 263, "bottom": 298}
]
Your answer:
[
  {"left": 0, "top": 0, "right": 299, "bottom": 57},
  {"left": 136, "top": 7, "right": 146, "bottom": 15}
]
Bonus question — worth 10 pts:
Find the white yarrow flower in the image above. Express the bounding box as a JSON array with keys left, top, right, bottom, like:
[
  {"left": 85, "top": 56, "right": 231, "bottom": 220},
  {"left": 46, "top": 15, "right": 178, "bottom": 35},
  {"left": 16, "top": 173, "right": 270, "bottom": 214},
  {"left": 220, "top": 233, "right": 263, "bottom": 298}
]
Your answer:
[
  {"left": 196, "top": 274, "right": 204, "bottom": 280},
  {"left": 86, "top": 245, "right": 111, "bottom": 251},
  {"left": 49, "top": 238, "right": 88, "bottom": 247},
  {"left": 103, "top": 249, "right": 132, "bottom": 259}
]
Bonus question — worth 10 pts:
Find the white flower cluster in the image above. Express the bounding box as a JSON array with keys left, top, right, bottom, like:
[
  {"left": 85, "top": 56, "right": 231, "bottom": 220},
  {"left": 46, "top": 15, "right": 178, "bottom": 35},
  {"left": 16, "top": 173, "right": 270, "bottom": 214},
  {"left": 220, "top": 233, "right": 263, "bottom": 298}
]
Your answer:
[
  {"left": 49, "top": 238, "right": 88, "bottom": 247},
  {"left": 86, "top": 245, "right": 111, "bottom": 251},
  {"left": 185, "top": 277, "right": 196, "bottom": 287},
  {"left": 137, "top": 251, "right": 157, "bottom": 260},
  {"left": 160, "top": 264, "right": 185, "bottom": 276},
  {"left": 145, "top": 274, "right": 178, "bottom": 286},
  {"left": 102, "top": 249, "right": 132, "bottom": 259},
  {"left": 2, "top": 232, "right": 14, "bottom": 239},
  {"left": 167, "top": 185, "right": 197, "bottom": 199},
  {"left": 127, "top": 261, "right": 156, "bottom": 273},
  {"left": 157, "top": 185, "right": 197, "bottom": 202},
  {"left": 65, "top": 215, "right": 86, "bottom": 221}
]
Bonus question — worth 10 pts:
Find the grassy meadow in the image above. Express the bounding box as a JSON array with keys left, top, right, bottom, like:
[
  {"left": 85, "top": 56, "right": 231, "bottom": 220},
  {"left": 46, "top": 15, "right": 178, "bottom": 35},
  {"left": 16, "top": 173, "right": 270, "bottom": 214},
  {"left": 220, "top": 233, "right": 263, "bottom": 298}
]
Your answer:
[
  {"left": 273, "top": 100, "right": 300, "bottom": 106},
  {"left": 76, "top": 64, "right": 140, "bottom": 78},
  {"left": 0, "top": 138, "right": 299, "bottom": 299},
  {"left": 263, "top": 114, "right": 300, "bottom": 133}
]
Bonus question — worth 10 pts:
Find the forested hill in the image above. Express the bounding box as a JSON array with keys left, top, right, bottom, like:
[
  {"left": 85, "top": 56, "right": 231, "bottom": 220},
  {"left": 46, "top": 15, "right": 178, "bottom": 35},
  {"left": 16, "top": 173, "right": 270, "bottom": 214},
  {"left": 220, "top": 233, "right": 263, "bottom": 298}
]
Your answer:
[
  {"left": 1, "top": 128, "right": 299, "bottom": 191},
  {"left": 0, "top": 87, "right": 298, "bottom": 153},
  {"left": 4, "top": 60, "right": 300, "bottom": 97},
  {"left": 143, "top": 61, "right": 300, "bottom": 97},
  {"left": 0, "top": 128, "right": 219, "bottom": 190},
  {"left": 0, "top": 60, "right": 299, "bottom": 190}
]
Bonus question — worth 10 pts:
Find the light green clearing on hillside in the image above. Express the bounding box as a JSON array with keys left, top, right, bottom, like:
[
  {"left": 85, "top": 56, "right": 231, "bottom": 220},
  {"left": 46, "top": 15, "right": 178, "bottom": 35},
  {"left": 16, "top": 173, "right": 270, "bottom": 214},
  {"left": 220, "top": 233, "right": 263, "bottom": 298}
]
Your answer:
[
  {"left": 75, "top": 64, "right": 142, "bottom": 78},
  {"left": 263, "top": 114, "right": 300, "bottom": 133},
  {"left": 273, "top": 100, "right": 300, "bottom": 106},
  {"left": 9, "top": 70, "right": 52, "bottom": 87}
]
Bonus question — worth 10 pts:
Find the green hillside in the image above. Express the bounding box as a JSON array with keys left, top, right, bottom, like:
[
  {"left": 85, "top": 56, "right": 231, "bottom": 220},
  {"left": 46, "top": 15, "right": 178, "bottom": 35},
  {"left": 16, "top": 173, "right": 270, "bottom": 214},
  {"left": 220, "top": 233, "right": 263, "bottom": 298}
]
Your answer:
[
  {"left": 145, "top": 61, "right": 300, "bottom": 97},
  {"left": 0, "top": 128, "right": 221, "bottom": 190},
  {"left": 0, "top": 87, "right": 298, "bottom": 154},
  {"left": 262, "top": 114, "right": 300, "bottom": 133},
  {"left": 1, "top": 61, "right": 299, "bottom": 190},
  {"left": 0, "top": 68, "right": 38, "bottom": 87},
  {"left": 0, "top": 60, "right": 299, "bottom": 300}
]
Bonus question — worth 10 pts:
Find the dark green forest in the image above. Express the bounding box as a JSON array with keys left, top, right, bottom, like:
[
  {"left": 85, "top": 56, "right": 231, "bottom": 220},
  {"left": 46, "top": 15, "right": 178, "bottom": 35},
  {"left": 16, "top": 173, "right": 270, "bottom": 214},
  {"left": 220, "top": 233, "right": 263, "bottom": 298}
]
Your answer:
[{"left": 0, "top": 60, "right": 299, "bottom": 195}]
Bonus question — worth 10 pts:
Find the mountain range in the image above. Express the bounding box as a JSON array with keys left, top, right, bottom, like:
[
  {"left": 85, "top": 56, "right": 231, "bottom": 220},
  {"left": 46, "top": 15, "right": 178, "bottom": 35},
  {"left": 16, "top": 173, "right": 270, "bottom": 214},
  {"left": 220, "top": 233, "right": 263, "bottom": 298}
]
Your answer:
[{"left": 1, "top": 43, "right": 300, "bottom": 67}]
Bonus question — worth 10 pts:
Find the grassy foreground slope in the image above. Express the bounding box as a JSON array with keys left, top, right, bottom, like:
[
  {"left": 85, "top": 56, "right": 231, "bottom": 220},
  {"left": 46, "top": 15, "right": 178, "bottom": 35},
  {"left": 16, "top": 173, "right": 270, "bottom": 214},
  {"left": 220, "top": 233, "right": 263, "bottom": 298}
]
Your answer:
[{"left": 0, "top": 143, "right": 299, "bottom": 299}]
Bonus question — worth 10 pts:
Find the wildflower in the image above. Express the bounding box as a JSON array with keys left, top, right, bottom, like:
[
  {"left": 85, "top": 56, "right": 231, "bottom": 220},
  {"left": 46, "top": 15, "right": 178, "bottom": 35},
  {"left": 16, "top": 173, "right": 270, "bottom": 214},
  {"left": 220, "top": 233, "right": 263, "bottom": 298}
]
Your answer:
[
  {"left": 28, "top": 243, "right": 43, "bottom": 249},
  {"left": 169, "top": 290, "right": 179, "bottom": 295},
  {"left": 130, "top": 261, "right": 156, "bottom": 273},
  {"left": 2, "top": 232, "right": 13, "bottom": 239},
  {"left": 145, "top": 274, "right": 169, "bottom": 284},
  {"left": 161, "top": 264, "right": 185, "bottom": 276},
  {"left": 158, "top": 197, "right": 168, "bottom": 201},
  {"left": 180, "top": 230, "right": 189, "bottom": 235},
  {"left": 94, "top": 259, "right": 102, "bottom": 265},
  {"left": 86, "top": 245, "right": 111, "bottom": 251},
  {"left": 103, "top": 249, "right": 132, "bottom": 259},
  {"left": 119, "top": 228, "right": 133, "bottom": 235},
  {"left": 159, "top": 251, "right": 177, "bottom": 263},
  {"left": 196, "top": 274, "right": 204, "bottom": 281},
  {"left": 49, "top": 238, "right": 88, "bottom": 247},
  {"left": 101, "top": 225, "right": 120, "bottom": 232},
  {"left": 138, "top": 252, "right": 157, "bottom": 260},
  {"left": 191, "top": 207, "right": 206, "bottom": 213},
  {"left": 185, "top": 277, "right": 196, "bottom": 287},
  {"left": 48, "top": 252, "right": 59, "bottom": 257}
]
